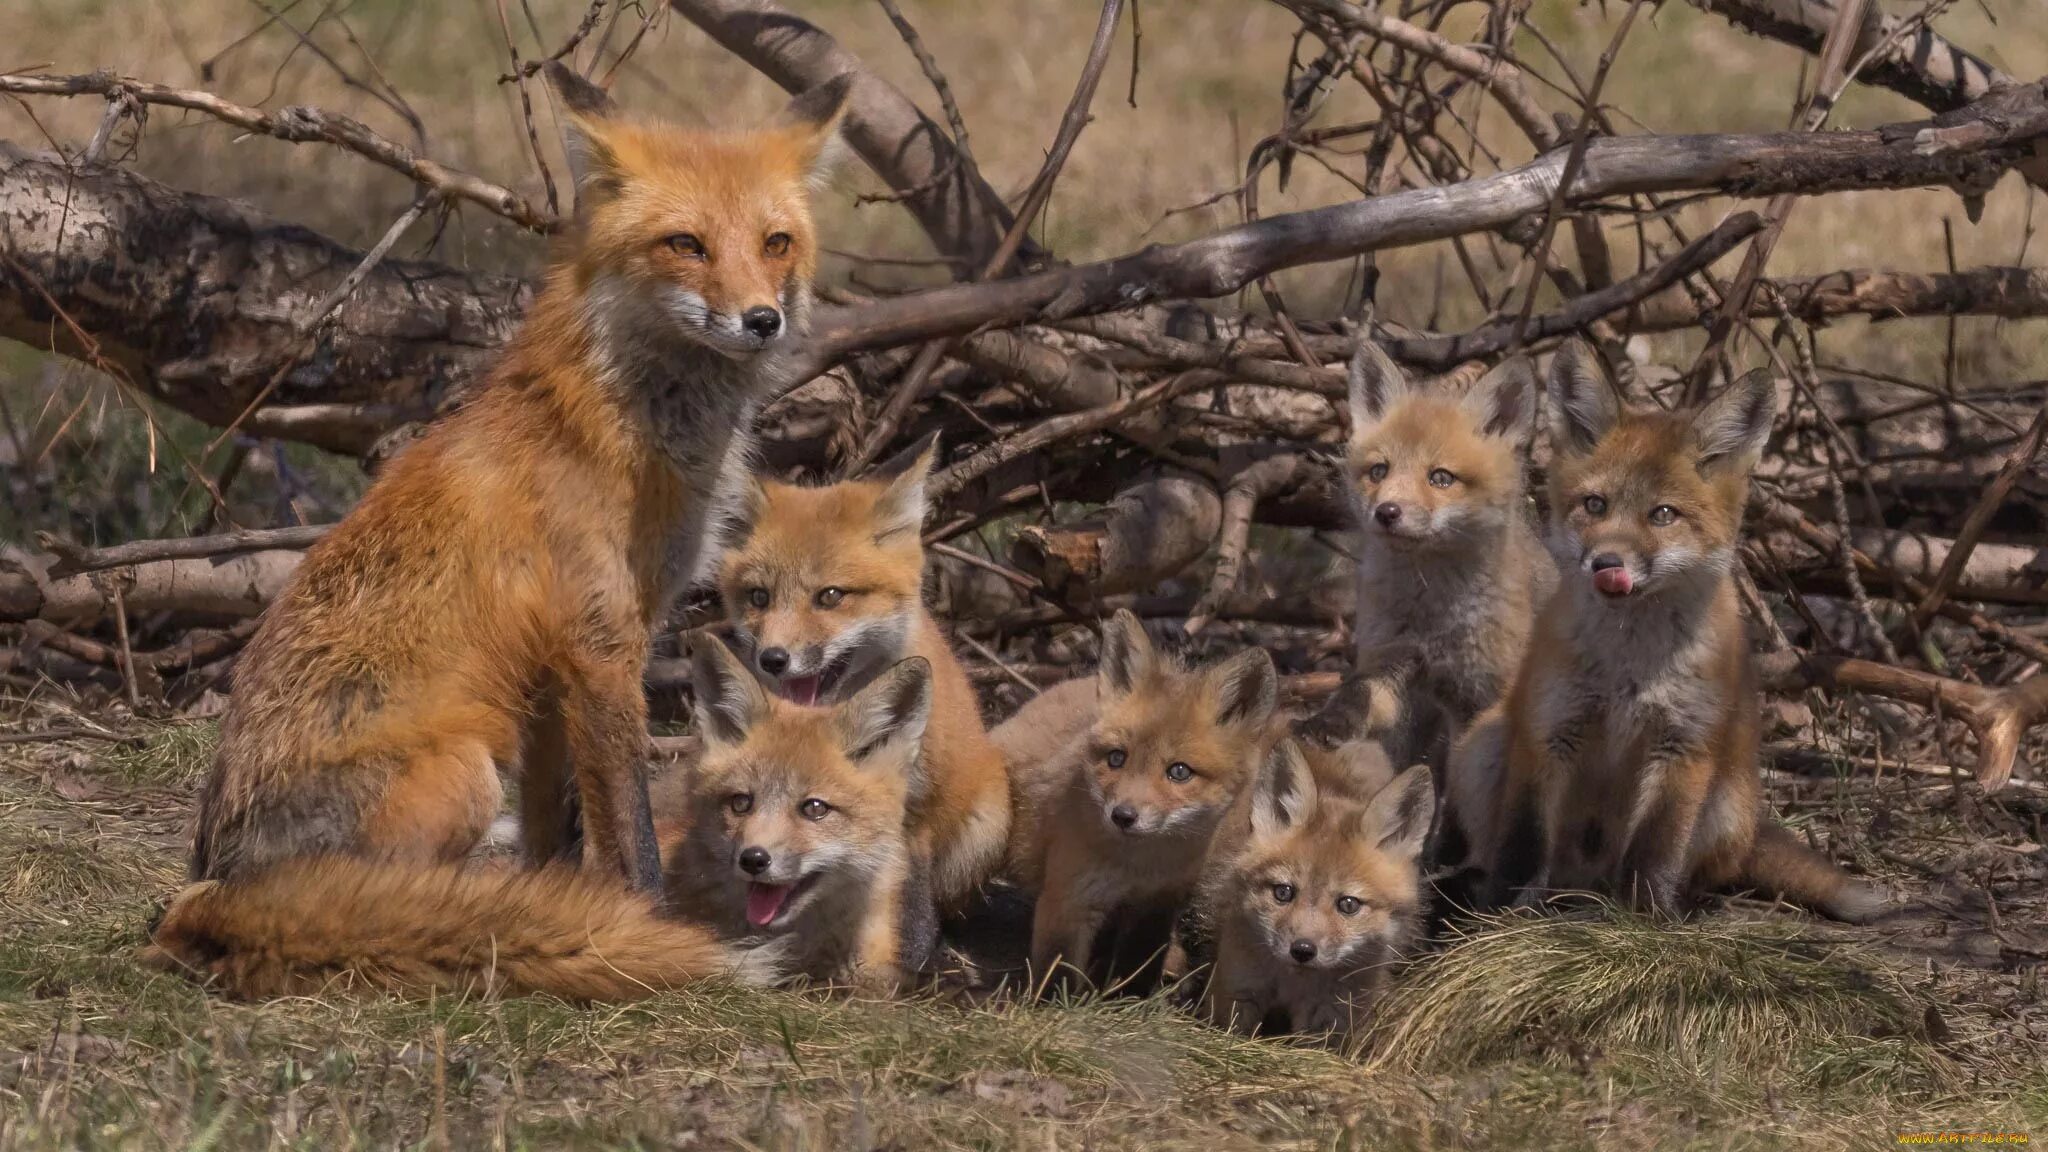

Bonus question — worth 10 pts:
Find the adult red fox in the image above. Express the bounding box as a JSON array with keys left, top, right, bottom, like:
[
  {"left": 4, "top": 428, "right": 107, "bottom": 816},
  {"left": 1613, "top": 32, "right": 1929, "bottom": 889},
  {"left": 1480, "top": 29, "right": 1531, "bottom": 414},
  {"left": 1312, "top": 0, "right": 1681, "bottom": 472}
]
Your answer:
[{"left": 149, "top": 70, "right": 851, "bottom": 999}]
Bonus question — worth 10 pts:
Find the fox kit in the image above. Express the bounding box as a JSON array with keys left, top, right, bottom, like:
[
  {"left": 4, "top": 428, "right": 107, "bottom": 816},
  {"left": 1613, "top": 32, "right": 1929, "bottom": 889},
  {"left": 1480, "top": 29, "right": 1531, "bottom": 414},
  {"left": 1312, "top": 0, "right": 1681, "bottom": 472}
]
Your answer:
[
  {"left": 149, "top": 71, "right": 851, "bottom": 998},
  {"left": 1003, "top": 611, "right": 1279, "bottom": 990},
  {"left": 717, "top": 439, "right": 1010, "bottom": 910},
  {"left": 666, "top": 640, "right": 934, "bottom": 989},
  {"left": 1344, "top": 341, "right": 1554, "bottom": 874},
  {"left": 1199, "top": 739, "right": 1432, "bottom": 1040},
  {"left": 1477, "top": 348, "right": 1883, "bottom": 922}
]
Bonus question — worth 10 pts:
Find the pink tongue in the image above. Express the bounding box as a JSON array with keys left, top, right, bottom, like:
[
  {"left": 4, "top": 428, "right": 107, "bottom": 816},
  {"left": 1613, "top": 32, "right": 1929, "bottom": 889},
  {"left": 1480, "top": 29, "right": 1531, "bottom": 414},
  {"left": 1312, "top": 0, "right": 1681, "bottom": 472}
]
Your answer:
[
  {"left": 783, "top": 675, "right": 822, "bottom": 706},
  {"left": 1593, "top": 567, "right": 1635, "bottom": 597},
  {"left": 746, "top": 882, "right": 792, "bottom": 927}
]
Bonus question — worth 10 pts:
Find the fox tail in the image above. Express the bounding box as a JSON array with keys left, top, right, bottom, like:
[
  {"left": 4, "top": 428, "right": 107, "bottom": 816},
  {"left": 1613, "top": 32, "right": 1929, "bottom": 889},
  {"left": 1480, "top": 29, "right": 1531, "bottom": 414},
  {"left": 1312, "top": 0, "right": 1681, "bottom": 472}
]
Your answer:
[
  {"left": 1741, "top": 822, "right": 1887, "bottom": 924},
  {"left": 145, "top": 856, "right": 776, "bottom": 1001}
]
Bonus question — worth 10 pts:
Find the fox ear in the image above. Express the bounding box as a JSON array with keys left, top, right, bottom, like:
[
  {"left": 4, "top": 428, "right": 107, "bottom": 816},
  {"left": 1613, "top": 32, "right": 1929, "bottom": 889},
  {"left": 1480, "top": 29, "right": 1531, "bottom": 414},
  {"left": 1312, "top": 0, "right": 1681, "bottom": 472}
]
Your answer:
[
  {"left": 1462, "top": 355, "right": 1535, "bottom": 443},
  {"left": 1098, "top": 609, "right": 1155, "bottom": 698},
  {"left": 868, "top": 433, "right": 936, "bottom": 543},
  {"left": 1546, "top": 338, "right": 1619, "bottom": 457},
  {"left": 777, "top": 74, "right": 854, "bottom": 187},
  {"left": 1211, "top": 647, "right": 1278, "bottom": 730},
  {"left": 544, "top": 60, "right": 618, "bottom": 120},
  {"left": 561, "top": 111, "right": 624, "bottom": 200},
  {"left": 837, "top": 656, "right": 932, "bottom": 766},
  {"left": 691, "top": 636, "right": 772, "bottom": 747},
  {"left": 1347, "top": 338, "right": 1413, "bottom": 433},
  {"left": 1690, "top": 368, "right": 1777, "bottom": 476},
  {"left": 1250, "top": 739, "right": 1319, "bottom": 842},
  {"left": 1358, "top": 764, "right": 1435, "bottom": 861}
]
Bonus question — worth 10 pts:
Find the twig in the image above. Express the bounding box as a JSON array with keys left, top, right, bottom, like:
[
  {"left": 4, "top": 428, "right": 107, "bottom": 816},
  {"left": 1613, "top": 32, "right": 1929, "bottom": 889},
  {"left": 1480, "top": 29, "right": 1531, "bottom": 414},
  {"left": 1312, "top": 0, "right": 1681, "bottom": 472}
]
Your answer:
[
  {"left": 1911, "top": 397, "right": 2048, "bottom": 629},
  {"left": 956, "top": 630, "right": 1041, "bottom": 696},
  {"left": 843, "top": 0, "right": 1126, "bottom": 476},
  {"left": 1683, "top": 0, "right": 1871, "bottom": 402},
  {"left": 929, "top": 371, "right": 1220, "bottom": 501},
  {"left": 38, "top": 524, "right": 333, "bottom": 579},
  {"left": 0, "top": 71, "right": 552, "bottom": 231},
  {"left": 1508, "top": 0, "right": 1647, "bottom": 348}
]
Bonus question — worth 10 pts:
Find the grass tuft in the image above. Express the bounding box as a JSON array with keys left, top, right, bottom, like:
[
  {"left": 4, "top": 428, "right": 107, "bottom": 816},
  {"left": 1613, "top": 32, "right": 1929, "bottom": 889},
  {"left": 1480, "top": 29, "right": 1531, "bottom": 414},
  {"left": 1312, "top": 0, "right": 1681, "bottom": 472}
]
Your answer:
[{"left": 1372, "top": 908, "right": 1946, "bottom": 1092}]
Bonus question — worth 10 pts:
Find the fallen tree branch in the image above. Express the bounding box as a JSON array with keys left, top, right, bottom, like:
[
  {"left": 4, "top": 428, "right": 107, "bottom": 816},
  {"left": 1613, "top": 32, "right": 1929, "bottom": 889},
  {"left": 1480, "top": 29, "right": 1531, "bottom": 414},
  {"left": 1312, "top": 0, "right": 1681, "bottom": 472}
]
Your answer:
[
  {"left": 0, "top": 71, "right": 553, "bottom": 231},
  {"left": 37, "top": 525, "right": 333, "bottom": 579},
  {"left": 1757, "top": 650, "right": 2047, "bottom": 791},
  {"left": 1911, "top": 398, "right": 2048, "bottom": 627},
  {"left": 0, "top": 143, "right": 526, "bottom": 456},
  {"left": 1687, "top": 0, "right": 2012, "bottom": 115},
  {"left": 803, "top": 79, "right": 2048, "bottom": 369}
]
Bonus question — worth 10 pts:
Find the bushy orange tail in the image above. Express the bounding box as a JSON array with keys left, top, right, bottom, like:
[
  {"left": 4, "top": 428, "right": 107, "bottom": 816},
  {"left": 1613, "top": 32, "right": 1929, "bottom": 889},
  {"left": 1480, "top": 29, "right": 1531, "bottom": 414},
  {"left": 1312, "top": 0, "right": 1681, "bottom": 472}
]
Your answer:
[
  {"left": 1742, "top": 822, "right": 1886, "bottom": 924},
  {"left": 146, "top": 857, "right": 774, "bottom": 1001}
]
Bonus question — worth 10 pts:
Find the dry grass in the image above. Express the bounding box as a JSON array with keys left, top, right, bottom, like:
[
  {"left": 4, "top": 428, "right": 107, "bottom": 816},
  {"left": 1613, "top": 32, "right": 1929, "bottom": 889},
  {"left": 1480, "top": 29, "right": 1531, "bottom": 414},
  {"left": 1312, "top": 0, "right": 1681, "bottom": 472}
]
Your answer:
[{"left": 0, "top": 707, "right": 2042, "bottom": 1149}]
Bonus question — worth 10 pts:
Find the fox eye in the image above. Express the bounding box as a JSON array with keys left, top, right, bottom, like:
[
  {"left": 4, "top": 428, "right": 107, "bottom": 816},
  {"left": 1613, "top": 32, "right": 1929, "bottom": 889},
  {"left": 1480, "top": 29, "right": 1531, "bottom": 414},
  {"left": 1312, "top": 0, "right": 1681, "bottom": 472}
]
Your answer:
[
  {"left": 815, "top": 587, "right": 845, "bottom": 609},
  {"left": 764, "top": 232, "right": 792, "bottom": 257},
  {"left": 1164, "top": 762, "right": 1194, "bottom": 783},
  {"left": 1582, "top": 494, "right": 1608, "bottom": 516},
  {"left": 1428, "top": 468, "right": 1457, "bottom": 489},
  {"left": 1105, "top": 748, "right": 1127, "bottom": 769},
  {"left": 1335, "top": 895, "right": 1364, "bottom": 916},
  {"left": 667, "top": 233, "right": 706, "bottom": 259},
  {"left": 798, "top": 797, "right": 831, "bottom": 821},
  {"left": 1271, "top": 882, "right": 1296, "bottom": 904},
  {"left": 746, "top": 587, "right": 770, "bottom": 609},
  {"left": 1648, "top": 505, "right": 1679, "bottom": 527},
  {"left": 727, "top": 792, "right": 754, "bottom": 816},
  {"left": 1364, "top": 462, "right": 1389, "bottom": 484}
]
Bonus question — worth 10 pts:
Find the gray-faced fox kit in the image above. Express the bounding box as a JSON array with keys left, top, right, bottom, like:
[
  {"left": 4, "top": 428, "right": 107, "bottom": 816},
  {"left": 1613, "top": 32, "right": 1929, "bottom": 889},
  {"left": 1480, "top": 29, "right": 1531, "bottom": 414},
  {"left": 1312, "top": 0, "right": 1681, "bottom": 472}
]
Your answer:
[
  {"left": 716, "top": 439, "right": 1011, "bottom": 912},
  {"left": 147, "top": 70, "right": 851, "bottom": 999},
  {"left": 1344, "top": 341, "right": 1555, "bottom": 879},
  {"left": 665, "top": 639, "right": 935, "bottom": 990},
  {"left": 996, "top": 610, "right": 1279, "bottom": 990},
  {"left": 1199, "top": 738, "right": 1433, "bottom": 1040},
  {"left": 1474, "top": 348, "right": 1885, "bottom": 922}
]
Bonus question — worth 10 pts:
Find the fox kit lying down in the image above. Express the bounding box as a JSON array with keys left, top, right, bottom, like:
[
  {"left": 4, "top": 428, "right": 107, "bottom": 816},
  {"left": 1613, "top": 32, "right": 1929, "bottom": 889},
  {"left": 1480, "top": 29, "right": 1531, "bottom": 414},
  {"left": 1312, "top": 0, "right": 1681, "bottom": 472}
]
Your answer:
[
  {"left": 666, "top": 640, "right": 936, "bottom": 989},
  {"left": 1343, "top": 342, "right": 1555, "bottom": 887},
  {"left": 717, "top": 439, "right": 1010, "bottom": 912},
  {"left": 1199, "top": 738, "right": 1433, "bottom": 1040},
  {"left": 1475, "top": 348, "right": 1885, "bottom": 923},
  {"left": 998, "top": 610, "right": 1279, "bottom": 991}
]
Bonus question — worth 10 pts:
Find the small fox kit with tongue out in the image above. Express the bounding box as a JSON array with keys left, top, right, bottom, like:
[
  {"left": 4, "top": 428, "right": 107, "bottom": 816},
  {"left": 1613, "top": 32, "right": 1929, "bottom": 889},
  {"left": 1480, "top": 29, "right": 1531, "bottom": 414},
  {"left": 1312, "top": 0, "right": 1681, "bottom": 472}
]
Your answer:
[
  {"left": 1198, "top": 739, "right": 1432, "bottom": 1040},
  {"left": 1472, "top": 349, "right": 1884, "bottom": 922},
  {"left": 999, "top": 610, "right": 1279, "bottom": 990},
  {"left": 665, "top": 640, "right": 935, "bottom": 988},
  {"left": 716, "top": 439, "right": 1010, "bottom": 911}
]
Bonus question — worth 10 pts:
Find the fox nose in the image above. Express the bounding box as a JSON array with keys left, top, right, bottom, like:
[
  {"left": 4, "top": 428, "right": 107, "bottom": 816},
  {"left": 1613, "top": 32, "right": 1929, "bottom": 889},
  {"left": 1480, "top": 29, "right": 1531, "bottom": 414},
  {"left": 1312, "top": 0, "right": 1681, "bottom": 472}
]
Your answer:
[
  {"left": 1590, "top": 553, "right": 1626, "bottom": 572},
  {"left": 741, "top": 306, "right": 783, "bottom": 339},
  {"left": 757, "top": 647, "right": 790, "bottom": 676},
  {"left": 1373, "top": 501, "right": 1403, "bottom": 526},
  {"left": 738, "top": 846, "right": 772, "bottom": 875},
  {"left": 1290, "top": 939, "right": 1318, "bottom": 964},
  {"left": 1109, "top": 804, "right": 1138, "bottom": 830}
]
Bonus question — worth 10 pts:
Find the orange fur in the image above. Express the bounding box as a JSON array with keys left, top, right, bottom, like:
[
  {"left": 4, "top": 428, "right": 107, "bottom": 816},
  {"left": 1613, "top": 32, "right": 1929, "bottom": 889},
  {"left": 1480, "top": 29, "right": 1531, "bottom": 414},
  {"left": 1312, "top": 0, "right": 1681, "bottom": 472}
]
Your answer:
[
  {"left": 665, "top": 643, "right": 934, "bottom": 990},
  {"left": 717, "top": 443, "right": 1010, "bottom": 910},
  {"left": 1003, "top": 611, "right": 1280, "bottom": 991},
  {"left": 1477, "top": 345, "right": 1883, "bottom": 923},
  {"left": 146, "top": 858, "right": 765, "bottom": 1001},
  {"left": 1199, "top": 741, "right": 1431, "bottom": 1039},
  {"left": 159, "top": 80, "right": 851, "bottom": 998}
]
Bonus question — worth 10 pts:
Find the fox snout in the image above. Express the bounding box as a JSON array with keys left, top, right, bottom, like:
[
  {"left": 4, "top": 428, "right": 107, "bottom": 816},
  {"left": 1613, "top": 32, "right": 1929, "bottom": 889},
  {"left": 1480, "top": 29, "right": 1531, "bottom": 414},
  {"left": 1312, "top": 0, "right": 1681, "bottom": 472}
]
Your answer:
[
  {"left": 1288, "top": 938, "right": 1319, "bottom": 965},
  {"left": 1589, "top": 551, "right": 1637, "bottom": 598}
]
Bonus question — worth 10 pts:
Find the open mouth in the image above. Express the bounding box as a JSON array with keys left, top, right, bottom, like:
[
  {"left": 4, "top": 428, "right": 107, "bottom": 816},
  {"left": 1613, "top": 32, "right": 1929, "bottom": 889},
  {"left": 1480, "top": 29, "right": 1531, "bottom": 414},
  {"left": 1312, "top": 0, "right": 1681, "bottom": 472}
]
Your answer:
[
  {"left": 744, "top": 873, "right": 819, "bottom": 929},
  {"left": 773, "top": 656, "right": 847, "bottom": 707}
]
